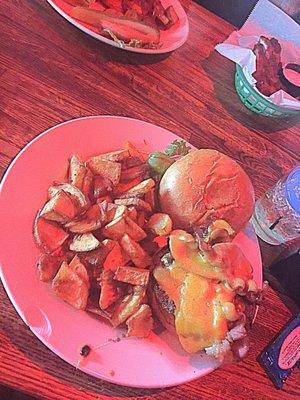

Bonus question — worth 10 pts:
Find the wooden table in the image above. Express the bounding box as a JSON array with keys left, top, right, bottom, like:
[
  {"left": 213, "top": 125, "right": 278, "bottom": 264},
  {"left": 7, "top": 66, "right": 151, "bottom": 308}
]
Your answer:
[{"left": 1, "top": 1, "right": 299, "bottom": 399}]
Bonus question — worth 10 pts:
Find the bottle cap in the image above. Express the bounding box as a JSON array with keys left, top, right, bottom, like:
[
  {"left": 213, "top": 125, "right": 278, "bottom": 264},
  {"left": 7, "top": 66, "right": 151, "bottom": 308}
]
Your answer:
[{"left": 285, "top": 166, "right": 300, "bottom": 214}]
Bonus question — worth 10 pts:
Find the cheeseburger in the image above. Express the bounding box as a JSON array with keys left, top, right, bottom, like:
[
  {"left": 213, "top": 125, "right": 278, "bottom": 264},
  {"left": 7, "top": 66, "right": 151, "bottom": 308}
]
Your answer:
[{"left": 150, "top": 149, "right": 262, "bottom": 361}]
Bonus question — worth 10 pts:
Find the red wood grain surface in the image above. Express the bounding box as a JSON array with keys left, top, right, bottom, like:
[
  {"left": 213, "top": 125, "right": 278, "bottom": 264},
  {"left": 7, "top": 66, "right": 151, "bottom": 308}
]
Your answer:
[{"left": 0, "top": 0, "right": 299, "bottom": 399}]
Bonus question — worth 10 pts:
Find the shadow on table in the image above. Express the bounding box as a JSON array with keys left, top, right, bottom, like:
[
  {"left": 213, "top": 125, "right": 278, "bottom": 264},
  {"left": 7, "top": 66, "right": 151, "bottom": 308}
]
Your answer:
[
  {"left": 64, "top": 19, "right": 171, "bottom": 66},
  {"left": 1, "top": 288, "right": 170, "bottom": 399},
  {"left": 200, "top": 51, "right": 300, "bottom": 133}
]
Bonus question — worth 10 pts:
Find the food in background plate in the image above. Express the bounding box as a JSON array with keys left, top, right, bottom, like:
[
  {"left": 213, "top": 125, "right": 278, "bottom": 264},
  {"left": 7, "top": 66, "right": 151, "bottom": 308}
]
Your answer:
[
  {"left": 252, "top": 36, "right": 285, "bottom": 97},
  {"left": 63, "top": 0, "right": 179, "bottom": 48},
  {"left": 33, "top": 140, "right": 264, "bottom": 360}
]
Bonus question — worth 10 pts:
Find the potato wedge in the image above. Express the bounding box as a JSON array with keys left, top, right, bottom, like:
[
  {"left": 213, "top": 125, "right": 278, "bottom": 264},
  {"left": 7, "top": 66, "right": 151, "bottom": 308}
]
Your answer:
[
  {"left": 87, "top": 158, "right": 121, "bottom": 186},
  {"left": 120, "top": 164, "right": 148, "bottom": 182},
  {"left": 52, "top": 261, "right": 88, "bottom": 310},
  {"left": 124, "top": 216, "right": 147, "bottom": 242},
  {"left": 88, "top": 149, "right": 129, "bottom": 163},
  {"left": 48, "top": 183, "right": 88, "bottom": 209},
  {"left": 103, "top": 241, "right": 124, "bottom": 272},
  {"left": 86, "top": 305, "right": 113, "bottom": 321},
  {"left": 40, "top": 190, "right": 78, "bottom": 223},
  {"left": 127, "top": 206, "right": 138, "bottom": 221},
  {"left": 121, "top": 156, "right": 143, "bottom": 170},
  {"left": 34, "top": 216, "right": 69, "bottom": 253},
  {"left": 119, "top": 178, "right": 155, "bottom": 198},
  {"left": 69, "top": 155, "right": 87, "bottom": 190},
  {"left": 37, "top": 254, "right": 62, "bottom": 282},
  {"left": 114, "top": 198, "right": 152, "bottom": 213},
  {"left": 69, "top": 255, "right": 90, "bottom": 288},
  {"left": 114, "top": 265, "right": 149, "bottom": 286},
  {"left": 99, "top": 270, "right": 122, "bottom": 310},
  {"left": 113, "top": 205, "right": 127, "bottom": 220},
  {"left": 79, "top": 245, "right": 110, "bottom": 269},
  {"left": 110, "top": 285, "right": 146, "bottom": 327},
  {"left": 126, "top": 304, "right": 153, "bottom": 338},
  {"left": 144, "top": 188, "right": 156, "bottom": 209},
  {"left": 124, "top": 141, "right": 148, "bottom": 162},
  {"left": 69, "top": 233, "right": 100, "bottom": 252},
  {"left": 137, "top": 211, "right": 146, "bottom": 228},
  {"left": 101, "top": 216, "right": 126, "bottom": 240},
  {"left": 93, "top": 175, "right": 113, "bottom": 199},
  {"left": 65, "top": 204, "right": 103, "bottom": 233},
  {"left": 113, "top": 177, "right": 143, "bottom": 196},
  {"left": 147, "top": 213, "right": 172, "bottom": 236},
  {"left": 102, "top": 238, "right": 117, "bottom": 252},
  {"left": 81, "top": 168, "right": 94, "bottom": 199},
  {"left": 120, "top": 234, "right": 152, "bottom": 268}
]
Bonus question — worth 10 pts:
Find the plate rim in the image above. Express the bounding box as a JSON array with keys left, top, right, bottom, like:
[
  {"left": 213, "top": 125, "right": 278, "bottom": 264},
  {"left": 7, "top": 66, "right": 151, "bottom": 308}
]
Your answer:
[
  {"left": 46, "top": 0, "right": 190, "bottom": 54},
  {"left": 0, "top": 115, "right": 263, "bottom": 388}
]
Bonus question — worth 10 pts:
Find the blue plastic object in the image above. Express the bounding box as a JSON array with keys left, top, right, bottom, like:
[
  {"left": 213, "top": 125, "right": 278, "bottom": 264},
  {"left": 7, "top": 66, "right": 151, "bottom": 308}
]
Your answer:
[{"left": 285, "top": 166, "right": 300, "bottom": 214}]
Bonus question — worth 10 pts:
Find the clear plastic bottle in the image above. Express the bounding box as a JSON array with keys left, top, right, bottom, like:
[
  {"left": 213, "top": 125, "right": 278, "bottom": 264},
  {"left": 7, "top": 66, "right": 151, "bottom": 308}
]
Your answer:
[{"left": 251, "top": 166, "right": 300, "bottom": 245}]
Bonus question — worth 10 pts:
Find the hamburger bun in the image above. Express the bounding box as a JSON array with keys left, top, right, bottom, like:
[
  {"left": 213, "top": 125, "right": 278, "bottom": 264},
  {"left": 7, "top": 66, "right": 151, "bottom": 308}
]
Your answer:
[{"left": 159, "top": 149, "right": 255, "bottom": 232}]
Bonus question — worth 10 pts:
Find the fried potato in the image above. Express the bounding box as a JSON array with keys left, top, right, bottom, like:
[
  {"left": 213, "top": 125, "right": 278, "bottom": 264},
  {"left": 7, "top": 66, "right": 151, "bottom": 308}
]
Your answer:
[
  {"left": 69, "top": 155, "right": 87, "bottom": 190},
  {"left": 102, "top": 216, "right": 126, "bottom": 239},
  {"left": 113, "top": 177, "right": 143, "bottom": 196},
  {"left": 124, "top": 216, "right": 147, "bottom": 242},
  {"left": 114, "top": 265, "right": 149, "bottom": 286},
  {"left": 37, "top": 254, "right": 62, "bottom": 282},
  {"left": 79, "top": 245, "right": 110, "bottom": 269},
  {"left": 40, "top": 190, "right": 78, "bottom": 223},
  {"left": 69, "top": 255, "right": 90, "bottom": 287},
  {"left": 88, "top": 149, "right": 129, "bottom": 163},
  {"left": 127, "top": 206, "right": 138, "bottom": 221},
  {"left": 52, "top": 261, "right": 89, "bottom": 310},
  {"left": 120, "top": 164, "right": 148, "bottom": 182},
  {"left": 103, "top": 241, "right": 124, "bottom": 272},
  {"left": 102, "top": 238, "right": 117, "bottom": 252},
  {"left": 93, "top": 175, "right": 113, "bottom": 200},
  {"left": 114, "top": 205, "right": 127, "bottom": 220},
  {"left": 120, "top": 234, "right": 152, "bottom": 268},
  {"left": 86, "top": 305, "right": 113, "bottom": 321},
  {"left": 124, "top": 141, "right": 148, "bottom": 162},
  {"left": 81, "top": 168, "right": 94, "bottom": 199},
  {"left": 144, "top": 188, "right": 156, "bottom": 209},
  {"left": 121, "top": 156, "right": 143, "bottom": 170},
  {"left": 87, "top": 158, "right": 121, "bottom": 186},
  {"left": 136, "top": 211, "right": 146, "bottom": 228},
  {"left": 48, "top": 183, "right": 88, "bottom": 209},
  {"left": 69, "top": 233, "right": 100, "bottom": 252},
  {"left": 65, "top": 204, "right": 103, "bottom": 233},
  {"left": 147, "top": 213, "right": 172, "bottom": 236},
  {"left": 34, "top": 216, "right": 69, "bottom": 253},
  {"left": 114, "top": 198, "right": 152, "bottom": 213},
  {"left": 99, "top": 270, "right": 122, "bottom": 310},
  {"left": 126, "top": 304, "right": 153, "bottom": 338},
  {"left": 110, "top": 285, "right": 146, "bottom": 327},
  {"left": 119, "top": 178, "right": 155, "bottom": 198}
]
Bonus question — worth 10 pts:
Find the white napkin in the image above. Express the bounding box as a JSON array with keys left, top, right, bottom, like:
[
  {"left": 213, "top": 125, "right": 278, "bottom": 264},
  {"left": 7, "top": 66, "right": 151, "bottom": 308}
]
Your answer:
[{"left": 215, "top": 0, "right": 300, "bottom": 110}]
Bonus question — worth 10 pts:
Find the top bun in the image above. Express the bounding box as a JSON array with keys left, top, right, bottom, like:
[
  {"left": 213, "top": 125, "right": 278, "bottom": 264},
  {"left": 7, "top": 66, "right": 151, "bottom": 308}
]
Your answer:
[{"left": 159, "top": 149, "right": 255, "bottom": 232}]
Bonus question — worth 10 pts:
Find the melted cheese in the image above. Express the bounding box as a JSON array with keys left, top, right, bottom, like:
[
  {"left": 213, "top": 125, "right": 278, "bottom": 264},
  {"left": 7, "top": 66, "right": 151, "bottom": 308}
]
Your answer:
[{"left": 153, "top": 230, "right": 251, "bottom": 353}]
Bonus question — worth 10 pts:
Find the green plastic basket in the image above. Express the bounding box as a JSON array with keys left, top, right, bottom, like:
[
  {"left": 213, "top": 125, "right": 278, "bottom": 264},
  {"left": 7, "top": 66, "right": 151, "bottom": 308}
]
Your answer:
[{"left": 234, "top": 64, "right": 300, "bottom": 117}]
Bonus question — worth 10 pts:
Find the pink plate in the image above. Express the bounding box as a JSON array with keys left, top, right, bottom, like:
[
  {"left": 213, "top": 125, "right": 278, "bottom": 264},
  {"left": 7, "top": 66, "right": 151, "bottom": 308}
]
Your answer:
[
  {"left": 47, "top": 0, "right": 189, "bottom": 54},
  {"left": 0, "top": 116, "right": 262, "bottom": 388}
]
